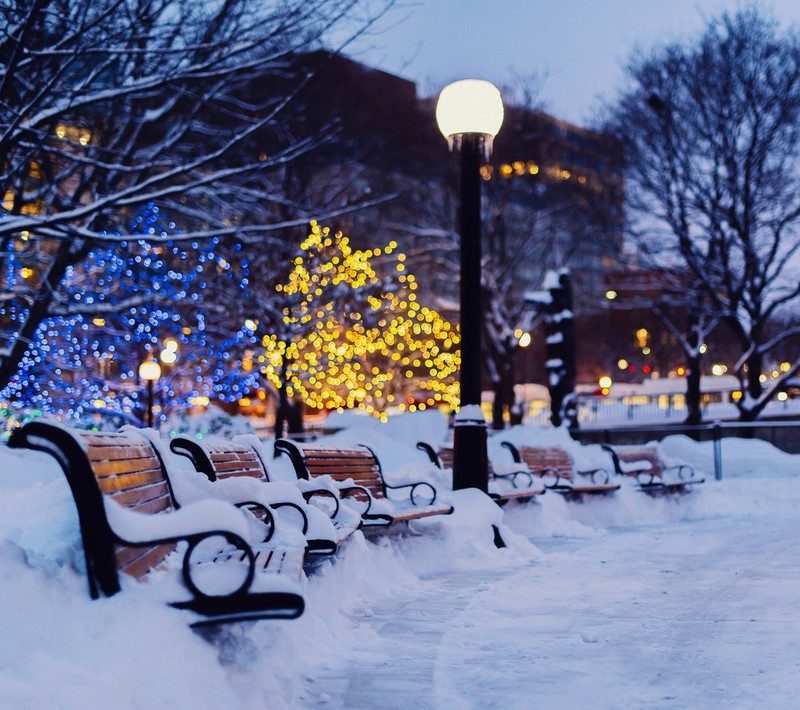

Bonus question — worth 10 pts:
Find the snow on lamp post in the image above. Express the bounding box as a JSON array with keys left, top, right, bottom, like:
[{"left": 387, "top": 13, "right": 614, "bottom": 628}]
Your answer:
[
  {"left": 436, "top": 79, "right": 503, "bottom": 492},
  {"left": 138, "top": 358, "right": 161, "bottom": 428}
]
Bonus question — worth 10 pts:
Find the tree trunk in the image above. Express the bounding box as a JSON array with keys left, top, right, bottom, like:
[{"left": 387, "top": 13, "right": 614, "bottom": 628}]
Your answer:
[
  {"left": 736, "top": 349, "right": 765, "bottom": 422},
  {"left": 684, "top": 310, "right": 703, "bottom": 425},
  {"left": 287, "top": 398, "right": 304, "bottom": 434},
  {"left": 684, "top": 353, "right": 702, "bottom": 425},
  {"left": 745, "top": 350, "right": 764, "bottom": 400},
  {"left": 546, "top": 271, "right": 577, "bottom": 428},
  {"left": 491, "top": 354, "right": 516, "bottom": 430}
]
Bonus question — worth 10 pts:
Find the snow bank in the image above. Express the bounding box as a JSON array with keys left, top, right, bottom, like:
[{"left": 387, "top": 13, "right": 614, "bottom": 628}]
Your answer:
[{"left": 3, "top": 414, "right": 800, "bottom": 707}]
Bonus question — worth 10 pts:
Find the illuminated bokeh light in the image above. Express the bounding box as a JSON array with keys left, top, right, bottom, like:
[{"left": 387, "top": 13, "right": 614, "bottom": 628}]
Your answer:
[{"left": 260, "top": 222, "right": 461, "bottom": 418}]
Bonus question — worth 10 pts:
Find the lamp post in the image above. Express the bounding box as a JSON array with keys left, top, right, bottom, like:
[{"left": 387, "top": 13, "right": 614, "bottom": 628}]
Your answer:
[
  {"left": 436, "top": 79, "right": 503, "bottom": 492},
  {"left": 138, "top": 359, "right": 161, "bottom": 428}
]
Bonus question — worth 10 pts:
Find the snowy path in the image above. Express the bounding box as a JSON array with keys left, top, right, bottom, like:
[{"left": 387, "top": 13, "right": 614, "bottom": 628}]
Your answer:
[{"left": 302, "top": 506, "right": 800, "bottom": 709}]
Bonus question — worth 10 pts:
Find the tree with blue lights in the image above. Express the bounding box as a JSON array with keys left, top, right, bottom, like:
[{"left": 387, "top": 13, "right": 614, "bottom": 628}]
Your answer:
[{"left": 1, "top": 203, "right": 262, "bottom": 426}]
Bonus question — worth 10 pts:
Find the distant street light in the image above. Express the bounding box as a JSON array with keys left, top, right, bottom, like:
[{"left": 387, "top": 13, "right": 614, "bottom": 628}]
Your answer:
[
  {"left": 138, "top": 358, "right": 161, "bottom": 428},
  {"left": 436, "top": 79, "right": 503, "bottom": 492}
]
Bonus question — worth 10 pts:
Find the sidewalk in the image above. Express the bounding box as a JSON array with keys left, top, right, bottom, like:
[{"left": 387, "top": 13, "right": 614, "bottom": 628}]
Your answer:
[{"left": 300, "top": 481, "right": 800, "bottom": 708}]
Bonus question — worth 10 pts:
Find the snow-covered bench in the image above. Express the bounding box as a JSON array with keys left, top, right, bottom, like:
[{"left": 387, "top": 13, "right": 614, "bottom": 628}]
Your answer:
[
  {"left": 9, "top": 421, "right": 306, "bottom": 625},
  {"left": 416, "top": 441, "right": 546, "bottom": 505},
  {"left": 499, "top": 442, "right": 620, "bottom": 497},
  {"left": 274, "top": 439, "right": 454, "bottom": 527},
  {"left": 169, "top": 434, "right": 361, "bottom": 556},
  {"left": 600, "top": 444, "right": 704, "bottom": 493}
]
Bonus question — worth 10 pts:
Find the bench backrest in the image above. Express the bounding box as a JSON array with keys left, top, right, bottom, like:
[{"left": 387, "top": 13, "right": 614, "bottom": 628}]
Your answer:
[
  {"left": 434, "top": 445, "right": 500, "bottom": 477},
  {"left": 8, "top": 421, "right": 177, "bottom": 598},
  {"left": 169, "top": 436, "right": 275, "bottom": 527},
  {"left": 275, "top": 440, "right": 385, "bottom": 499},
  {"left": 170, "top": 437, "right": 268, "bottom": 484},
  {"left": 611, "top": 446, "right": 664, "bottom": 477},
  {"left": 515, "top": 446, "right": 576, "bottom": 481}
]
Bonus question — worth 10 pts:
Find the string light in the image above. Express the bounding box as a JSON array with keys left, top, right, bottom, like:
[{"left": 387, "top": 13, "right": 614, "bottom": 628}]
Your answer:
[
  {"left": 0, "top": 203, "right": 260, "bottom": 428},
  {"left": 260, "top": 222, "right": 461, "bottom": 417}
]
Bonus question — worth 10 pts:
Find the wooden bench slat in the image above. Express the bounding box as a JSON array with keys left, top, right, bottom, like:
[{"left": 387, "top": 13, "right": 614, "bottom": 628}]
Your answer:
[
  {"left": 615, "top": 448, "right": 664, "bottom": 476},
  {"left": 79, "top": 432, "right": 133, "bottom": 445},
  {"left": 490, "top": 489, "right": 545, "bottom": 501},
  {"left": 217, "top": 470, "right": 265, "bottom": 481},
  {"left": 208, "top": 453, "right": 258, "bottom": 465},
  {"left": 568, "top": 483, "right": 620, "bottom": 494},
  {"left": 88, "top": 443, "right": 158, "bottom": 462},
  {"left": 390, "top": 504, "right": 455, "bottom": 522},
  {"left": 91, "top": 456, "right": 164, "bottom": 477},
  {"left": 518, "top": 448, "right": 575, "bottom": 481},
  {"left": 308, "top": 468, "right": 382, "bottom": 479},
  {"left": 304, "top": 456, "right": 380, "bottom": 468},
  {"left": 208, "top": 459, "right": 262, "bottom": 473},
  {"left": 98, "top": 469, "right": 168, "bottom": 494},
  {"left": 116, "top": 542, "right": 176, "bottom": 581},
  {"left": 306, "top": 469, "right": 382, "bottom": 479},
  {"left": 111, "top": 480, "right": 172, "bottom": 508},
  {"left": 121, "top": 492, "right": 173, "bottom": 516}
]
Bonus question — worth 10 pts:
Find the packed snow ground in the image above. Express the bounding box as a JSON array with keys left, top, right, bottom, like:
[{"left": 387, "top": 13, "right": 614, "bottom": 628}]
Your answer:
[{"left": 1, "top": 411, "right": 799, "bottom": 709}]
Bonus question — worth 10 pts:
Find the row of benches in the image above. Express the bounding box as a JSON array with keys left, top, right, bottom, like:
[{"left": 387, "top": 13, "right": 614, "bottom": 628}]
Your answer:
[
  {"left": 418, "top": 439, "right": 704, "bottom": 501},
  {"left": 8, "top": 420, "right": 454, "bottom": 628},
  {"left": 8, "top": 420, "right": 702, "bottom": 628}
]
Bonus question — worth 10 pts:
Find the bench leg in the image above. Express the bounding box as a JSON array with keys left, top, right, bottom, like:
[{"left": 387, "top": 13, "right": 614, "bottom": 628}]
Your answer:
[{"left": 492, "top": 524, "right": 506, "bottom": 548}]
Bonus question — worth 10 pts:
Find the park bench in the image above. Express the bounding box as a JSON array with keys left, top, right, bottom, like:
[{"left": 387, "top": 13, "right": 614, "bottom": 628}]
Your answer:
[
  {"left": 415, "top": 441, "right": 546, "bottom": 505},
  {"left": 274, "top": 439, "right": 454, "bottom": 528},
  {"left": 600, "top": 443, "right": 705, "bottom": 493},
  {"left": 499, "top": 441, "right": 620, "bottom": 497},
  {"left": 8, "top": 420, "right": 306, "bottom": 625},
  {"left": 169, "top": 434, "right": 361, "bottom": 556}
]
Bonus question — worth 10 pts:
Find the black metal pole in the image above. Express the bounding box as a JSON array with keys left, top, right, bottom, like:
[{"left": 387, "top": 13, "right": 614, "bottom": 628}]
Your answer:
[
  {"left": 146, "top": 379, "right": 154, "bottom": 428},
  {"left": 452, "top": 134, "right": 488, "bottom": 492}
]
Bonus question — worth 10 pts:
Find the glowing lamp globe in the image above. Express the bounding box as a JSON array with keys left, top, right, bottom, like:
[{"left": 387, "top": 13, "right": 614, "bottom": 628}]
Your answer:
[
  {"left": 138, "top": 359, "right": 161, "bottom": 381},
  {"left": 436, "top": 80, "right": 504, "bottom": 142}
]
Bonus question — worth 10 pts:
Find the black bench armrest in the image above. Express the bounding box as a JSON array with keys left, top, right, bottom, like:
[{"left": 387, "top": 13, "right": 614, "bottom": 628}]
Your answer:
[
  {"left": 536, "top": 466, "right": 564, "bottom": 488},
  {"left": 384, "top": 480, "right": 437, "bottom": 507},
  {"left": 600, "top": 444, "right": 630, "bottom": 476},
  {"left": 181, "top": 530, "right": 257, "bottom": 600},
  {"left": 336, "top": 484, "right": 375, "bottom": 516},
  {"left": 232, "top": 501, "right": 277, "bottom": 541},
  {"left": 662, "top": 463, "right": 696, "bottom": 480},
  {"left": 499, "top": 440, "right": 523, "bottom": 462},
  {"left": 492, "top": 468, "right": 536, "bottom": 489},
  {"left": 416, "top": 441, "right": 443, "bottom": 468},
  {"left": 300, "top": 488, "right": 341, "bottom": 518},
  {"left": 576, "top": 467, "right": 611, "bottom": 485}
]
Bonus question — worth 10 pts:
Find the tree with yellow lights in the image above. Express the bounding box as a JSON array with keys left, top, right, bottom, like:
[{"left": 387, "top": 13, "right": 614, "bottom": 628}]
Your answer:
[{"left": 259, "top": 222, "right": 461, "bottom": 426}]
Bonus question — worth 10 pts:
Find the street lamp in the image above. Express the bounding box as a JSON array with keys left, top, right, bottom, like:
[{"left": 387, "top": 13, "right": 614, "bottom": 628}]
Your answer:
[
  {"left": 436, "top": 79, "right": 503, "bottom": 492},
  {"left": 138, "top": 358, "right": 161, "bottom": 428}
]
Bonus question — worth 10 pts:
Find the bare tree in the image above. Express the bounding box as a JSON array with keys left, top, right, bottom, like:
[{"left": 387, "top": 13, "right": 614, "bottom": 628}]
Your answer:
[
  {"left": 482, "top": 198, "right": 579, "bottom": 429},
  {"left": 605, "top": 8, "right": 800, "bottom": 420},
  {"left": 0, "top": 0, "right": 393, "bottom": 397}
]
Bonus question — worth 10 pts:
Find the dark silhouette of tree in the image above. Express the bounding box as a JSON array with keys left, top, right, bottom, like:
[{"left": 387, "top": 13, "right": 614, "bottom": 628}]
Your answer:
[
  {"left": 605, "top": 8, "right": 800, "bottom": 420},
  {"left": 0, "top": 0, "right": 394, "bottom": 397}
]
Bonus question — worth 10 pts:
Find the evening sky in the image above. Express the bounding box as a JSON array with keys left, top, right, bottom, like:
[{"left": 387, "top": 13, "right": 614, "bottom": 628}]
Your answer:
[{"left": 342, "top": 0, "right": 800, "bottom": 126}]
